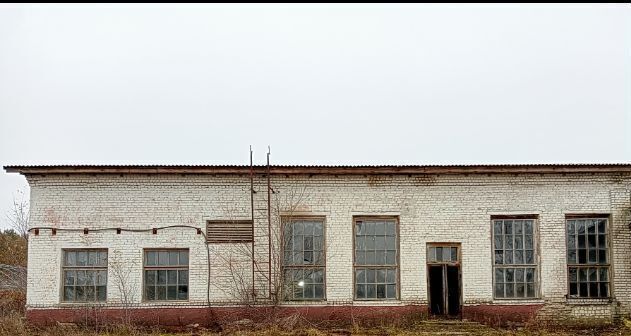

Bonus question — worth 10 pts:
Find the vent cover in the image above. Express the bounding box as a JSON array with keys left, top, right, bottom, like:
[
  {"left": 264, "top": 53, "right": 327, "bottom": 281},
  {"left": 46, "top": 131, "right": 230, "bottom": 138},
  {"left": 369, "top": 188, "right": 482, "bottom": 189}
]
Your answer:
[{"left": 206, "top": 220, "right": 254, "bottom": 243}]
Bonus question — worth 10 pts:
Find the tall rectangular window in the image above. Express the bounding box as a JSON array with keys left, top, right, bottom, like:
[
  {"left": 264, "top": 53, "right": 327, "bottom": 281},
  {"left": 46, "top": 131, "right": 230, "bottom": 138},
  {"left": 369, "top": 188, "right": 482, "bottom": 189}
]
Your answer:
[
  {"left": 354, "top": 217, "right": 398, "bottom": 300},
  {"left": 282, "top": 218, "right": 325, "bottom": 301},
  {"left": 62, "top": 249, "right": 108, "bottom": 302},
  {"left": 567, "top": 217, "right": 610, "bottom": 298},
  {"left": 492, "top": 218, "right": 537, "bottom": 299},
  {"left": 144, "top": 249, "right": 189, "bottom": 301}
]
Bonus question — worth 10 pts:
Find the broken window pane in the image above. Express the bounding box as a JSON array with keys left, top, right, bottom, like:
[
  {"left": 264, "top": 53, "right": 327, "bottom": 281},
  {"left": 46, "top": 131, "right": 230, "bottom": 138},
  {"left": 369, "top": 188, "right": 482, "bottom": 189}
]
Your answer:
[
  {"left": 283, "top": 219, "right": 326, "bottom": 301},
  {"left": 62, "top": 250, "right": 107, "bottom": 303}
]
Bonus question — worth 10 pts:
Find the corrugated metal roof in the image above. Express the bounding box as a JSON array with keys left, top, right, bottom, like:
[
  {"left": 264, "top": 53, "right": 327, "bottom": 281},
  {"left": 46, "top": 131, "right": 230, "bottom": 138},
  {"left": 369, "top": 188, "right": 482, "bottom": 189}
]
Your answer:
[{"left": 4, "top": 163, "right": 631, "bottom": 175}]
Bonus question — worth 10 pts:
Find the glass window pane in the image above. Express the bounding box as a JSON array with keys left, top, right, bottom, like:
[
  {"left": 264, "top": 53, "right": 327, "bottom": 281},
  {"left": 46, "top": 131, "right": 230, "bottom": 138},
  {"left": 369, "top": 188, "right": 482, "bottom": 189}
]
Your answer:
[
  {"left": 526, "top": 283, "right": 535, "bottom": 298},
  {"left": 526, "top": 268, "right": 535, "bottom": 282},
  {"left": 494, "top": 251, "right": 503, "bottom": 264},
  {"left": 505, "top": 283, "right": 514, "bottom": 297},
  {"left": 96, "top": 270, "right": 107, "bottom": 286},
  {"left": 180, "top": 251, "right": 189, "bottom": 265},
  {"left": 167, "top": 270, "right": 178, "bottom": 284},
  {"left": 435, "top": 247, "right": 443, "bottom": 262},
  {"left": 376, "top": 284, "right": 386, "bottom": 299},
  {"left": 64, "top": 271, "right": 75, "bottom": 286},
  {"left": 97, "top": 286, "right": 106, "bottom": 301},
  {"left": 145, "top": 270, "right": 156, "bottom": 285},
  {"left": 167, "top": 286, "right": 177, "bottom": 300},
  {"left": 385, "top": 222, "right": 396, "bottom": 236},
  {"left": 157, "top": 270, "right": 167, "bottom": 285},
  {"left": 375, "top": 222, "right": 385, "bottom": 236},
  {"left": 386, "top": 269, "right": 396, "bottom": 283},
  {"left": 88, "top": 251, "right": 97, "bottom": 266},
  {"left": 514, "top": 221, "right": 523, "bottom": 235},
  {"left": 504, "top": 221, "right": 513, "bottom": 234},
  {"left": 386, "top": 284, "right": 396, "bottom": 299},
  {"left": 158, "top": 251, "right": 169, "bottom": 266},
  {"left": 179, "top": 270, "right": 189, "bottom": 285},
  {"left": 65, "top": 251, "right": 76, "bottom": 266},
  {"left": 494, "top": 221, "right": 503, "bottom": 235},
  {"left": 494, "top": 235, "right": 503, "bottom": 249},
  {"left": 314, "top": 284, "right": 324, "bottom": 299},
  {"left": 156, "top": 286, "right": 166, "bottom": 300},
  {"left": 169, "top": 251, "right": 179, "bottom": 265},
  {"left": 77, "top": 252, "right": 87, "bottom": 266},
  {"left": 567, "top": 220, "right": 575, "bottom": 234},
  {"left": 495, "top": 283, "right": 504, "bottom": 298},
  {"left": 366, "top": 284, "right": 376, "bottom": 298},
  {"left": 356, "top": 284, "right": 365, "bottom": 299},
  {"left": 506, "top": 268, "right": 515, "bottom": 282},
  {"left": 146, "top": 251, "right": 156, "bottom": 266},
  {"left": 524, "top": 220, "right": 533, "bottom": 234},
  {"left": 451, "top": 247, "right": 458, "bottom": 262},
  {"left": 64, "top": 286, "right": 75, "bottom": 301},
  {"left": 98, "top": 251, "right": 108, "bottom": 266},
  {"left": 525, "top": 235, "right": 533, "bottom": 249},
  {"left": 495, "top": 268, "right": 504, "bottom": 282},
  {"left": 146, "top": 286, "right": 156, "bottom": 300},
  {"left": 442, "top": 248, "right": 451, "bottom": 262},
  {"left": 377, "top": 269, "right": 386, "bottom": 283}
]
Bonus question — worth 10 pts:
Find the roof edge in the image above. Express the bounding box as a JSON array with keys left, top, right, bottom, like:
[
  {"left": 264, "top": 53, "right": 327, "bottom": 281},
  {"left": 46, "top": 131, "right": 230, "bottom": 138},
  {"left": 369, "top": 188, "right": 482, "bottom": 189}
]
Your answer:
[{"left": 5, "top": 164, "right": 631, "bottom": 175}]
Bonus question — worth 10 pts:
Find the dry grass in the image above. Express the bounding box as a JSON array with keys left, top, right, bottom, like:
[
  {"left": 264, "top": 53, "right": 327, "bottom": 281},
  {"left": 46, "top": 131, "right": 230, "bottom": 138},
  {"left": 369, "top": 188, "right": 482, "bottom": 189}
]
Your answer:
[{"left": 1, "top": 313, "right": 630, "bottom": 336}]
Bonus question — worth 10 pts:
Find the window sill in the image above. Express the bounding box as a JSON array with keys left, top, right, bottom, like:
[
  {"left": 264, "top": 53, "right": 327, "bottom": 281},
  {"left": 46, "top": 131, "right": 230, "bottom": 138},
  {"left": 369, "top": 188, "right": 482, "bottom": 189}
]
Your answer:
[{"left": 566, "top": 298, "right": 612, "bottom": 305}]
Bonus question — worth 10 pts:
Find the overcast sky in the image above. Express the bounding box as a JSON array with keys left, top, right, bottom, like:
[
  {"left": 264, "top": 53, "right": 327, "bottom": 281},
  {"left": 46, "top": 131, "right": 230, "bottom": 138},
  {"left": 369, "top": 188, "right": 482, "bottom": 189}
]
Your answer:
[{"left": 0, "top": 4, "right": 629, "bottom": 229}]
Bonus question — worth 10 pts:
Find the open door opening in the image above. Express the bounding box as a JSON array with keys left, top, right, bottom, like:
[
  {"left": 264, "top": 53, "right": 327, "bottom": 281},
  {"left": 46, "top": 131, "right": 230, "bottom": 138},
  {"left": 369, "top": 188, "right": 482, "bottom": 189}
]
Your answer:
[
  {"left": 447, "top": 265, "right": 460, "bottom": 316},
  {"left": 429, "top": 265, "right": 445, "bottom": 315},
  {"left": 427, "top": 244, "right": 462, "bottom": 318}
]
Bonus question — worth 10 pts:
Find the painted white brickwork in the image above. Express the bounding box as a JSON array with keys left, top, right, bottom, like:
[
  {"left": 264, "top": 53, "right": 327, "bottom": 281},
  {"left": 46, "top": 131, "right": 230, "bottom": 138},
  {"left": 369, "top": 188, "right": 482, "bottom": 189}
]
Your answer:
[{"left": 24, "top": 172, "right": 631, "bottom": 320}]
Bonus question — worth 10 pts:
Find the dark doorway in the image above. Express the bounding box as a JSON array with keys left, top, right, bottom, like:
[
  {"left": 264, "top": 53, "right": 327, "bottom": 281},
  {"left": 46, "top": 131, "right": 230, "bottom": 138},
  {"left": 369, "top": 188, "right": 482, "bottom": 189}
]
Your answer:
[
  {"left": 447, "top": 266, "right": 460, "bottom": 316},
  {"left": 427, "top": 244, "right": 461, "bottom": 318},
  {"left": 429, "top": 266, "right": 445, "bottom": 315}
]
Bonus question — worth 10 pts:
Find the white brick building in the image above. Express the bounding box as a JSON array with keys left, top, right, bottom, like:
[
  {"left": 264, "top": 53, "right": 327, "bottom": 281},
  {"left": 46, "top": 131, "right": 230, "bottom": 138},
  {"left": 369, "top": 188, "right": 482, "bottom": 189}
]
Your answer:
[{"left": 4, "top": 164, "right": 631, "bottom": 326}]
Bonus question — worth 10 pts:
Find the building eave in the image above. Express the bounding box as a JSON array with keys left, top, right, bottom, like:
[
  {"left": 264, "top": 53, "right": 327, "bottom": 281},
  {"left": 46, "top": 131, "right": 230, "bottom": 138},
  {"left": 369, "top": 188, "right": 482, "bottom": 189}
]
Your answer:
[{"left": 4, "top": 163, "right": 631, "bottom": 175}]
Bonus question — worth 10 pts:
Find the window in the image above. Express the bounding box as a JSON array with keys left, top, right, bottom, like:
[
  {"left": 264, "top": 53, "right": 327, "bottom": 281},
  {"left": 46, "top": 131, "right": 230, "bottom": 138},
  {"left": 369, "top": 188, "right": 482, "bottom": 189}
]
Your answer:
[
  {"left": 282, "top": 218, "right": 325, "bottom": 300},
  {"left": 144, "top": 249, "right": 189, "bottom": 301},
  {"left": 492, "top": 218, "right": 537, "bottom": 299},
  {"left": 354, "top": 217, "right": 398, "bottom": 300},
  {"left": 62, "top": 249, "right": 108, "bottom": 302},
  {"left": 567, "top": 217, "right": 610, "bottom": 298}
]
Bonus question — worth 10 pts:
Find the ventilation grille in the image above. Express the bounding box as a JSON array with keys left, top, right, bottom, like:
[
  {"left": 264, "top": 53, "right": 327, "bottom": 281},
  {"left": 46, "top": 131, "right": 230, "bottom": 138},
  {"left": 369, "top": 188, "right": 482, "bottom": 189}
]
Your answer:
[{"left": 206, "top": 220, "right": 253, "bottom": 243}]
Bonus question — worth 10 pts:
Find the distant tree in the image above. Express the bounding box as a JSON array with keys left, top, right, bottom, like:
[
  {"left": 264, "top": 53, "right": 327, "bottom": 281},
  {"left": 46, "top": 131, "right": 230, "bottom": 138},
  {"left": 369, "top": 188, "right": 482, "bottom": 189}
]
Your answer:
[{"left": 5, "top": 189, "right": 29, "bottom": 240}]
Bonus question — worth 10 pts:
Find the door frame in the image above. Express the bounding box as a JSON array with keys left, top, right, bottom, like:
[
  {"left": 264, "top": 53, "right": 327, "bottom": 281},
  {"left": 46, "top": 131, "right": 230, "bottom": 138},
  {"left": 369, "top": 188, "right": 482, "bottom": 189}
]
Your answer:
[{"left": 426, "top": 242, "right": 463, "bottom": 319}]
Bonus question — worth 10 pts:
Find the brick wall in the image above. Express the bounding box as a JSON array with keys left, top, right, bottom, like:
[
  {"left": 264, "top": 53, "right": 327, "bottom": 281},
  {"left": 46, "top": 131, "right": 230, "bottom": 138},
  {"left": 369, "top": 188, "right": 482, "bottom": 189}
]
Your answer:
[{"left": 23, "top": 172, "right": 631, "bottom": 324}]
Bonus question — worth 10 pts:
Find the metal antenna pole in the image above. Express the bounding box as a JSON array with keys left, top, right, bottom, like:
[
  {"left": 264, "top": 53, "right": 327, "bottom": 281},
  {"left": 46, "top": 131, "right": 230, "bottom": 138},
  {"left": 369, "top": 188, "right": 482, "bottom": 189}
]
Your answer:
[
  {"left": 250, "top": 146, "right": 255, "bottom": 299},
  {"left": 267, "top": 146, "right": 272, "bottom": 295}
]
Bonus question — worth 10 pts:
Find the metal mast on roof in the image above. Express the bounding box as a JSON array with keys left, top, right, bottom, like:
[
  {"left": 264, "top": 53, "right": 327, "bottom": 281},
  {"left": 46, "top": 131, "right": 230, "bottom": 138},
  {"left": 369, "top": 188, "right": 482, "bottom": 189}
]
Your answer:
[{"left": 249, "top": 146, "right": 255, "bottom": 299}]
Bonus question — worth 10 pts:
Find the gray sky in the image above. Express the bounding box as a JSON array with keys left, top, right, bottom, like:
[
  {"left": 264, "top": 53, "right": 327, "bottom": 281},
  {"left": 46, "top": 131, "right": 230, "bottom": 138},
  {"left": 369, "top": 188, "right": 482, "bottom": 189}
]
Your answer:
[{"left": 0, "top": 4, "right": 629, "bottom": 229}]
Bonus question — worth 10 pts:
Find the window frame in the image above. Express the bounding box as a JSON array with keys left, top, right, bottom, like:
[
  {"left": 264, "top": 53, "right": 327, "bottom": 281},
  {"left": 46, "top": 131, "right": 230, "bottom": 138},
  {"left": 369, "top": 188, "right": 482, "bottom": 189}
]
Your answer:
[
  {"left": 280, "top": 216, "right": 327, "bottom": 302},
  {"left": 142, "top": 248, "right": 190, "bottom": 302},
  {"left": 352, "top": 216, "right": 400, "bottom": 301},
  {"left": 491, "top": 216, "right": 540, "bottom": 300},
  {"left": 565, "top": 215, "right": 612, "bottom": 300},
  {"left": 60, "top": 248, "right": 108, "bottom": 303}
]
